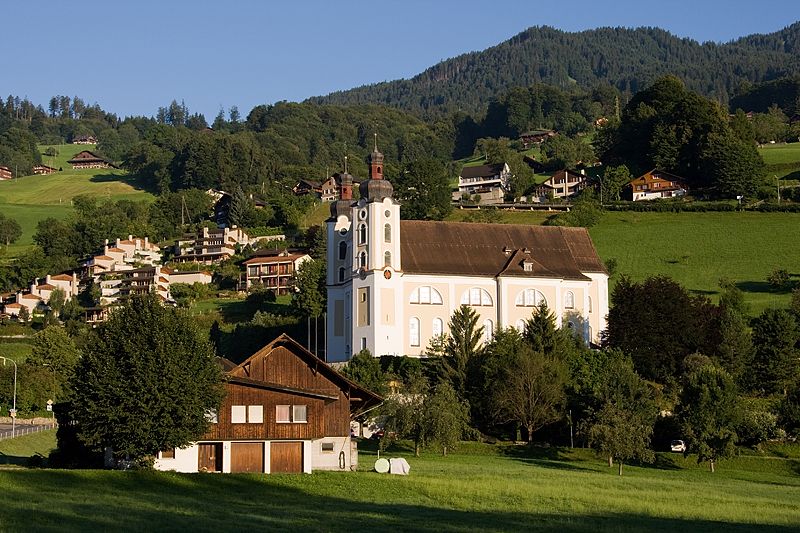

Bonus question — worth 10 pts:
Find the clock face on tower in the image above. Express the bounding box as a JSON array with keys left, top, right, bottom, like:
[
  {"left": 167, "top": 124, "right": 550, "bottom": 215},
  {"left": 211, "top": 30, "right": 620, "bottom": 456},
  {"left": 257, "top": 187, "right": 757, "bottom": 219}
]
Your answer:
[{"left": 383, "top": 269, "right": 392, "bottom": 280}]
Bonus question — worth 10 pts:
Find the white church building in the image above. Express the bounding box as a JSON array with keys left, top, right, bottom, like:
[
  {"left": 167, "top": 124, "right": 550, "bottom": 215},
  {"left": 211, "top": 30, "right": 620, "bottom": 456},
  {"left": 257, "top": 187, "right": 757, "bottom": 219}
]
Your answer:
[{"left": 325, "top": 146, "right": 609, "bottom": 362}]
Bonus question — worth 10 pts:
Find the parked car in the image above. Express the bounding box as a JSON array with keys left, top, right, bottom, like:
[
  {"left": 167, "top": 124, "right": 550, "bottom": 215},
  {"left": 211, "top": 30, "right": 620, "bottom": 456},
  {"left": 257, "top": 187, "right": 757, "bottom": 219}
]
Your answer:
[{"left": 670, "top": 440, "right": 686, "bottom": 453}]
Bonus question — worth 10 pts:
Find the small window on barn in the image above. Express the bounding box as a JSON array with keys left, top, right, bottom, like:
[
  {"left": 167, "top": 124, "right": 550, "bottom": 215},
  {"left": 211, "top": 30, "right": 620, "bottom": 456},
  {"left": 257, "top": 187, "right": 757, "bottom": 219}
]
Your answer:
[
  {"left": 248, "top": 405, "right": 264, "bottom": 424},
  {"left": 321, "top": 442, "right": 335, "bottom": 453},
  {"left": 293, "top": 405, "right": 308, "bottom": 423},
  {"left": 231, "top": 405, "right": 246, "bottom": 424},
  {"left": 276, "top": 405, "right": 291, "bottom": 423},
  {"left": 160, "top": 448, "right": 175, "bottom": 459},
  {"left": 205, "top": 409, "right": 218, "bottom": 424}
]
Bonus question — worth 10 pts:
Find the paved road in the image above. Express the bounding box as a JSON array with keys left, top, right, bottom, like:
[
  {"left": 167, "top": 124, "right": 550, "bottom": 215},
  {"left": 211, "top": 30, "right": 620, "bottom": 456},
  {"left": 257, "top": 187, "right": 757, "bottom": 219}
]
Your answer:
[{"left": 0, "top": 423, "right": 54, "bottom": 438}]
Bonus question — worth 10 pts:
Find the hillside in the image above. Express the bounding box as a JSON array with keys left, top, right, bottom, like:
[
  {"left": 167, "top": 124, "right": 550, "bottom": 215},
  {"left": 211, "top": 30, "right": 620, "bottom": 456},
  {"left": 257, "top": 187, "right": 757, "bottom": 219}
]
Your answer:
[
  {"left": 309, "top": 23, "right": 800, "bottom": 116},
  {"left": 0, "top": 144, "right": 153, "bottom": 259}
]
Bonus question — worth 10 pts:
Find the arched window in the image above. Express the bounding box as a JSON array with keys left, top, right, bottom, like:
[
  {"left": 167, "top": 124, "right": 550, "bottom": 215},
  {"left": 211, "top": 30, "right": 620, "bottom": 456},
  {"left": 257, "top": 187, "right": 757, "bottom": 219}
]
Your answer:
[
  {"left": 432, "top": 317, "right": 443, "bottom": 337},
  {"left": 384, "top": 223, "right": 391, "bottom": 243},
  {"left": 588, "top": 326, "right": 593, "bottom": 342},
  {"left": 384, "top": 251, "right": 392, "bottom": 267},
  {"left": 484, "top": 319, "right": 494, "bottom": 343},
  {"left": 358, "top": 224, "right": 367, "bottom": 245},
  {"left": 515, "top": 319, "right": 526, "bottom": 332},
  {"left": 564, "top": 291, "right": 575, "bottom": 309},
  {"left": 409, "top": 317, "right": 420, "bottom": 347},
  {"left": 409, "top": 286, "right": 443, "bottom": 305},
  {"left": 588, "top": 296, "right": 593, "bottom": 313},
  {"left": 338, "top": 267, "right": 345, "bottom": 282},
  {"left": 515, "top": 289, "right": 546, "bottom": 307},
  {"left": 338, "top": 241, "right": 347, "bottom": 261},
  {"left": 359, "top": 251, "right": 367, "bottom": 269},
  {"left": 460, "top": 287, "right": 493, "bottom": 306}
]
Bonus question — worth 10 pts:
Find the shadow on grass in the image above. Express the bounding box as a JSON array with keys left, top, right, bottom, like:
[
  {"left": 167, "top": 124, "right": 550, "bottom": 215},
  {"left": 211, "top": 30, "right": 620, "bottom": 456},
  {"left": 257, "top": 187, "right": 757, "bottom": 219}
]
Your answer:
[
  {"left": 0, "top": 469, "right": 795, "bottom": 532},
  {"left": 689, "top": 288, "right": 718, "bottom": 296},
  {"left": 633, "top": 453, "right": 681, "bottom": 471},
  {"left": 89, "top": 173, "right": 152, "bottom": 194},
  {"left": 735, "top": 280, "right": 794, "bottom": 295},
  {"left": 498, "top": 445, "right": 594, "bottom": 472}
]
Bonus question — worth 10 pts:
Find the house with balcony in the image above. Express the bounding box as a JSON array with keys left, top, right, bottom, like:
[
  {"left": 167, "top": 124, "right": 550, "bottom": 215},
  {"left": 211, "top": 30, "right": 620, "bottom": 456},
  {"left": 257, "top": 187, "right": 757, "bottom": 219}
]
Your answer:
[
  {"left": 456, "top": 163, "right": 511, "bottom": 204},
  {"left": 628, "top": 169, "right": 688, "bottom": 201},
  {"left": 530, "top": 169, "right": 590, "bottom": 202},
  {"left": 242, "top": 250, "right": 312, "bottom": 293}
]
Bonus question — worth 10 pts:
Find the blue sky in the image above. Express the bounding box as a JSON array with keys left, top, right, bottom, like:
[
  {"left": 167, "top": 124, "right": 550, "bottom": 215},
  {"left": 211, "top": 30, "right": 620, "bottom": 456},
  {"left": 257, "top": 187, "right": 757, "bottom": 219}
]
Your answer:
[{"left": 3, "top": 0, "right": 799, "bottom": 118}]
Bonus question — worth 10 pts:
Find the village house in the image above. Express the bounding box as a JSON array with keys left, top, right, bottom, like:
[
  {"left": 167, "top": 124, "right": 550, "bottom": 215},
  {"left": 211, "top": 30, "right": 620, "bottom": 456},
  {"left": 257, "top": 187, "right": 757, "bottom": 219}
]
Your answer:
[
  {"left": 456, "top": 162, "right": 512, "bottom": 204},
  {"left": 294, "top": 174, "right": 360, "bottom": 202},
  {"left": 173, "top": 226, "right": 251, "bottom": 264},
  {"left": 519, "top": 129, "right": 556, "bottom": 149},
  {"left": 241, "top": 249, "right": 312, "bottom": 293},
  {"left": 81, "top": 236, "right": 162, "bottom": 277},
  {"left": 0, "top": 165, "right": 12, "bottom": 180},
  {"left": 530, "top": 169, "right": 590, "bottom": 202},
  {"left": 153, "top": 335, "right": 382, "bottom": 474},
  {"left": 33, "top": 164, "right": 57, "bottom": 175},
  {"left": 1, "top": 273, "right": 80, "bottom": 318},
  {"left": 628, "top": 169, "right": 688, "bottom": 201},
  {"left": 327, "top": 145, "right": 609, "bottom": 361},
  {"left": 72, "top": 135, "right": 98, "bottom": 144},
  {"left": 67, "top": 150, "right": 117, "bottom": 170}
]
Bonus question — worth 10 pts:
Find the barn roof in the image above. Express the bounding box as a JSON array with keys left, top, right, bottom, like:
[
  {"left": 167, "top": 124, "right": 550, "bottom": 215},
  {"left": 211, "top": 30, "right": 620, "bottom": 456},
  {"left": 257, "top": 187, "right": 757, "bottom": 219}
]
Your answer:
[{"left": 459, "top": 163, "right": 506, "bottom": 179}]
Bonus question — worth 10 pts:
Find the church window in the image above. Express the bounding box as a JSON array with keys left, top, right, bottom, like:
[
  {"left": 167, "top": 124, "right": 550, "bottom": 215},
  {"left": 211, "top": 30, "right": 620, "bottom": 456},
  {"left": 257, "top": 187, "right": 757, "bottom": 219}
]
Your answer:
[
  {"left": 515, "top": 289, "right": 546, "bottom": 307},
  {"left": 338, "top": 241, "right": 347, "bottom": 260},
  {"left": 409, "top": 317, "right": 420, "bottom": 347},
  {"left": 460, "top": 288, "right": 493, "bottom": 306},
  {"left": 384, "top": 224, "right": 391, "bottom": 243},
  {"left": 338, "top": 267, "right": 345, "bottom": 283},
  {"left": 384, "top": 210, "right": 391, "bottom": 218},
  {"left": 409, "top": 286, "right": 443, "bottom": 305},
  {"left": 359, "top": 209, "right": 367, "bottom": 220},
  {"left": 432, "top": 318, "right": 443, "bottom": 337},
  {"left": 359, "top": 251, "right": 367, "bottom": 269},
  {"left": 384, "top": 251, "right": 392, "bottom": 267},
  {"left": 358, "top": 224, "right": 367, "bottom": 245},
  {"left": 588, "top": 296, "right": 592, "bottom": 313},
  {"left": 484, "top": 319, "right": 494, "bottom": 343},
  {"left": 564, "top": 291, "right": 575, "bottom": 309}
]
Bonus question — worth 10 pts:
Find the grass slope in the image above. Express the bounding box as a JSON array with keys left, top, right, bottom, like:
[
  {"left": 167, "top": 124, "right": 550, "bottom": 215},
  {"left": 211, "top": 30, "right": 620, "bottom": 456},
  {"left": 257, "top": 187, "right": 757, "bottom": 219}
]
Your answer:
[
  {"left": 759, "top": 142, "right": 800, "bottom": 166},
  {"left": 0, "top": 144, "right": 154, "bottom": 261},
  {"left": 0, "top": 443, "right": 797, "bottom": 531},
  {"left": 0, "top": 430, "right": 56, "bottom": 466},
  {"left": 590, "top": 211, "right": 800, "bottom": 314}
]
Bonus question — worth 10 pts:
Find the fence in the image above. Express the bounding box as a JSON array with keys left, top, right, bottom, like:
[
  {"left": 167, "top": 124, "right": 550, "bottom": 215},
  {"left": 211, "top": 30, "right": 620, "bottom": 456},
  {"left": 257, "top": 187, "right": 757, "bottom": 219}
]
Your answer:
[{"left": 0, "top": 423, "right": 56, "bottom": 441}]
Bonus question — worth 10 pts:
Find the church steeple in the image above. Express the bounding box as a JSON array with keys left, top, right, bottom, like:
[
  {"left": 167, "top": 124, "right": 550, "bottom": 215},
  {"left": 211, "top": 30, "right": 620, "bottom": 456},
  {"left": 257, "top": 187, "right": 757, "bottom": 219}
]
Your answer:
[
  {"left": 368, "top": 133, "right": 384, "bottom": 180},
  {"left": 361, "top": 134, "right": 393, "bottom": 201}
]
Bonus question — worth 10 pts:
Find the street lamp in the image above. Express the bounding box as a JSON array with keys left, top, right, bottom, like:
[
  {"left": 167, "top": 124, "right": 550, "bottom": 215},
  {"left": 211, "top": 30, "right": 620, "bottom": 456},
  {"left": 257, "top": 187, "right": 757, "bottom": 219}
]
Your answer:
[
  {"left": 0, "top": 356, "right": 18, "bottom": 438},
  {"left": 42, "top": 364, "right": 57, "bottom": 428}
]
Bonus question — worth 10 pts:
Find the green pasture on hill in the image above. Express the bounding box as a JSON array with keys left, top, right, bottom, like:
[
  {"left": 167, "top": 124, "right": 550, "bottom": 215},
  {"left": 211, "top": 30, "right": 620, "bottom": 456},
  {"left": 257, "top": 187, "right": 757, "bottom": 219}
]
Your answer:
[
  {"left": 758, "top": 142, "right": 800, "bottom": 166},
  {"left": 0, "top": 441, "right": 797, "bottom": 531}
]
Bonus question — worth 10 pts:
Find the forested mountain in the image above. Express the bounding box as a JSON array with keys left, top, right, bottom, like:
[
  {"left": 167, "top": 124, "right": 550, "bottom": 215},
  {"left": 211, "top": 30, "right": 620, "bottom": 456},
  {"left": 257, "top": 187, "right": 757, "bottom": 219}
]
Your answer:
[
  {"left": 309, "top": 23, "right": 800, "bottom": 117},
  {"left": 730, "top": 75, "right": 800, "bottom": 115}
]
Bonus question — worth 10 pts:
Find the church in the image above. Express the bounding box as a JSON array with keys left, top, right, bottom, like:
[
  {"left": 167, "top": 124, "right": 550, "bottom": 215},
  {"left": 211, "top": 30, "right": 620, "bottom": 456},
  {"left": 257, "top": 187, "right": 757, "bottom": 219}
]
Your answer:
[{"left": 325, "top": 145, "right": 609, "bottom": 362}]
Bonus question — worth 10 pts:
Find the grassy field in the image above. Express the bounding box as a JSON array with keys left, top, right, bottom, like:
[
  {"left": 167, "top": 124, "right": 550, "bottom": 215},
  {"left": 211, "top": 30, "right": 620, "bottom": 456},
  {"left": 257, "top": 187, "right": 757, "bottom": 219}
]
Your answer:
[
  {"left": 0, "top": 144, "right": 154, "bottom": 261},
  {"left": 0, "top": 442, "right": 797, "bottom": 531},
  {"left": 758, "top": 142, "right": 800, "bottom": 166},
  {"left": 0, "top": 342, "right": 33, "bottom": 362},
  {"left": 0, "top": 429, "right": 56, "bottom": 466}
]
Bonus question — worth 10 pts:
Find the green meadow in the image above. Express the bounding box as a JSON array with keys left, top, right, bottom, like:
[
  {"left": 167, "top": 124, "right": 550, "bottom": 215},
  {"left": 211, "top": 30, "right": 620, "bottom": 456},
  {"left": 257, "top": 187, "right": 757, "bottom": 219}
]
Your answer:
[
  {"left": 0, "top": 438, "right": 797, "bottom": 532},
  {"left": 0, "top": 144, "right": 153, "bottom": 261}
]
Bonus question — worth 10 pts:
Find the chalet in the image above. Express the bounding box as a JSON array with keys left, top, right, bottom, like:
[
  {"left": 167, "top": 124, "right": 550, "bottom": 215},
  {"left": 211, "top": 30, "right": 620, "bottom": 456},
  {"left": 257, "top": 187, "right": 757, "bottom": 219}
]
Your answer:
[
  {"left": 457, "top": 163, "right": 511, "bottom": 204},
  {"left": 67, "top": 151, "right": 117, "bottom": 170},
  {"left": 628, "top": 169, "right": 688, "bottom": 201},
  {"left": 33, "top": 164, "right": 57, "bottom": 175},
  {"left": 154, "top": 335, "right": 382, "bottom": 474},
  {"left": 72, "top": 135, "right": 97, "bottom": 144},
  {"left": 531, "top": 169, "right": 589, "bottom": 202},
  {"left": 519, "top": 130, "right": 556, "bottom": 148},
  {"left": 242, "top": 249, "right": 312, "bottom": 293},
  {"left": 294, "top": 174, "right": 357, "bottom": 202},
  {"left": 0, "top": 166, "right": 12, "bottom": 180}
]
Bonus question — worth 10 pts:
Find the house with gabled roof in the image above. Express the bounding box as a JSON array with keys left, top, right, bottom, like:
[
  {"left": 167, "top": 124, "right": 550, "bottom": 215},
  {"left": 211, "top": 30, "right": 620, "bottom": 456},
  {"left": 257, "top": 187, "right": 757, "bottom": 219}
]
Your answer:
[
  {"left": 0, "top": 166, "right": 12, "bottom": 180},
  {"left": 457, "top": 162, "right": 512, "bottom": 204},
  {"left": 242, "top": 249, "right": 312, "bottom": 293},
  {"left": 531, "top": 169, "right": 590, "bottom": 202},
  {"left": 33, "top": 164, "right": 57, "bottom": 175},
  {"left": 67, "top": 150, "right": 117, "bottom": 169},
  {"left": 628, "top": 169, "right": 688, "bottom": 201},
  {"left": 153, "top": 334, "right": 382, "bottom": 474}
]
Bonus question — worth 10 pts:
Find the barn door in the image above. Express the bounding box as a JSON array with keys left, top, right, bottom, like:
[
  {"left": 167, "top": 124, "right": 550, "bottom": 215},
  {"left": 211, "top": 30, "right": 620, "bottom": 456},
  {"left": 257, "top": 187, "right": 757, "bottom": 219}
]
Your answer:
[
  {"left": 231, "top": 442, "right": 264, "bottom": 473},
  {"left": 198, "top": 443, "right": 222, "bottom": 472},
  {"left": 270, "top": 442, "right": 303, "bottom": 473}
]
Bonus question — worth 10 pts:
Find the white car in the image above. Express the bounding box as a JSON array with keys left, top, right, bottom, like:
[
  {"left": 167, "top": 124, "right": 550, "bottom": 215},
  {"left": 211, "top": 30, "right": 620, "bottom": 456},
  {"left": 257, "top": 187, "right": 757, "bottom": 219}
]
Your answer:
[{"left": 670, "top": 440, "right": 686, "bottom": 453}]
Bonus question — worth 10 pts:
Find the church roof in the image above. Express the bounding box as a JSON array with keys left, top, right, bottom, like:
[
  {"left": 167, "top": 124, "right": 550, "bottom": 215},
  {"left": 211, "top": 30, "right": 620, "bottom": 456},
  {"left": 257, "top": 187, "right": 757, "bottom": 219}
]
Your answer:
[{"left": 399, "top": 221, "right": 606, "bottom": 280}]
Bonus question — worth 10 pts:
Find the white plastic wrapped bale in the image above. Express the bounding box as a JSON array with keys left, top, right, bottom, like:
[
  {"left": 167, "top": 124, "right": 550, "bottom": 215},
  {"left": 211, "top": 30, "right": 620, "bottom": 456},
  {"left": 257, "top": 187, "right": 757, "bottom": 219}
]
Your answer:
[
  {"left": 389, "top": 457, "right": 410, "bottom": 475},
  {"left": 374, "top": 458, "right": 390, "bottom": 473}
]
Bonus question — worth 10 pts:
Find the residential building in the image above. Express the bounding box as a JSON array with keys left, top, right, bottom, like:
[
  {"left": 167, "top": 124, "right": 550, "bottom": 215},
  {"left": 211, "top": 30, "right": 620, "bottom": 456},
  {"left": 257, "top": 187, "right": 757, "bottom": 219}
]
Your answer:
[
  {"left": 531, "top": 169, "right": 589, "bottom": 202},
  {"left": 72, "top": 135, "right": 98, "bottom": 144},
  {"left": 0, "top": 166, "right": 12, "bottom": 180},
  {"left": 173, "top": 226, "right": 250, "bottom": 264},
  {"left": 67, "top": 150, "right": 116, "bottom": 169},
  {"left": 33, "top": 164, "right": 57, "bottom": 175},
  {"left": 242, "top": 250, "right": 312, "bottom": 293},
  {"left": 628, "top": 169, "right": 688, "bottom": 201},
  {"left": 519, "top": 130, "right": 556, "bottom": 148},
  {"left": 326, "top": 145, "right": 609, "bottom": 362},
  {"left": 153, "top": 335, "right": 382, "bottom": 474},
  {"left": 457, "top": 163, "right": 511, "bottom": 204},
  {"left": 294, "top": 174, "right": 359, "bottom": 202}
]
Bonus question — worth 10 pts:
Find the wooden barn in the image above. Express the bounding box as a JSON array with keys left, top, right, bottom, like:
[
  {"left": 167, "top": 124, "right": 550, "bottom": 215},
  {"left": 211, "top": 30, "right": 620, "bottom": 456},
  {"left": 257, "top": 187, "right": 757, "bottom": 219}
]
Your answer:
[
  {"left": 154, "top": 334, "right": 382, "bottom": 474},
  {"left": 0, "top": 165, "right": 12, "bottom": 180},
  {"left": 67, "top": 150, "right": 117, "bottom": 170}
]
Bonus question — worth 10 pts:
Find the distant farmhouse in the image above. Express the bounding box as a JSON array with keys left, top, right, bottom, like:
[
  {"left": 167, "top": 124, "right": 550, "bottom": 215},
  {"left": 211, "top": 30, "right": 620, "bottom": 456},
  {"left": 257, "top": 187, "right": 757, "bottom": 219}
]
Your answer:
[
  {"left": 519, "top": 129, "right": 556, "bottom": 149},
  {"left": 0, "top": 165, "right": 12, "bottom": 180},
  {"left": 153, "top": 335, "right": 382, "bottom": 474},
  {"left": 628, "top": 169, "right": 688, "bottom": 201},
  {"left": 33, "top": 164, "right": 57, "bottom": 175},
  {"left": 294, "top": 174, "right": 361, "bottom": 202},
  {"left": 457, "top": 162, "right": 511, "bottom": 204},
  {"left": 72, "top": 135, "right": 97, "bottom": 144},
  {"left": 531, "top": 169, "right": 590, "bottom": 202},
  {"left": 67, "top": 150, "right": 117, "bottom": 170}
]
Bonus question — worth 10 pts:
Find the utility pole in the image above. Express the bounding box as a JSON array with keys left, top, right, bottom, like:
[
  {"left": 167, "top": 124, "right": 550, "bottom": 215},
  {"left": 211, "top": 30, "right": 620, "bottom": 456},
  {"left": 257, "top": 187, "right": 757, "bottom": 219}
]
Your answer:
[
  {"left": 776, "top": 175, "right": 781, "bottom": 203},
  {"left": 0, "top": 357, "right": 17, "bottom": 438}
]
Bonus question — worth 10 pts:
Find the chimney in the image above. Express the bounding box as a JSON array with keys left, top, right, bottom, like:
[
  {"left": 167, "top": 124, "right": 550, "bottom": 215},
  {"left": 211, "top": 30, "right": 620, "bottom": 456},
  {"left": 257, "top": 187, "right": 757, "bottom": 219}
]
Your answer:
[
  {"left": 128, "top": 234, "right": 133, "bottom": 241},
  {"left": 145, "top": 237, "right": 149, "bottom": 247},
  {"left": 580, "top": 169, "right": 586, "bottom": 176},
  {"left": 104, "top": 245, "right": 109, "bottom": 255},
  {"left": 104, "top": 238, "right": 109, "bottom": 246},
  {"left": 46, "top": 274, "right": 51, "bottom": 285},
  {"left": 116, "top": 238, "right": 121, "bottom": 248},
  {"left": 30, "top": 283, "right": 36, "bottom": 294}
]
